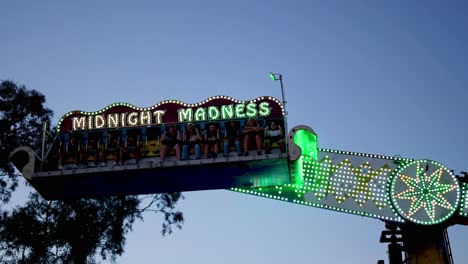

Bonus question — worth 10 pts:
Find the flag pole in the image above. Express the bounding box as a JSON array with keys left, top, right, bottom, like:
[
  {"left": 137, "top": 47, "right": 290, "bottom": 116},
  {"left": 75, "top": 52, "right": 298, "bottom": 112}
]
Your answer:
[
  {"left": 42, "top": 122, "right": 46, "bottom": 160},
  {"left": 269, "top": 72, "right": 288, "bottom": 155}
]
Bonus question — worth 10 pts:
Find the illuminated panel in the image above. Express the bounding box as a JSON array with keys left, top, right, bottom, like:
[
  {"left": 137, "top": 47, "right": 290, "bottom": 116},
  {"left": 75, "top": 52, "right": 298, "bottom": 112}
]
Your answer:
[
  {"left": 390, "top": 160, "right": 460, "bottom": 225},
  {"left": 233, "top": 149, "right": 410, "bottom": 223},
  {"left": 460, "top": 183, "right": 468, "bottom": 217},
  {"left": 301, "top": 150, "right": 404, "bottom": 222},
  {"left": 290, "top": 129, "right": 318, "bottom": 186},
  {"left": 57, "top": 96, "right": 285, "bottom": 133}
]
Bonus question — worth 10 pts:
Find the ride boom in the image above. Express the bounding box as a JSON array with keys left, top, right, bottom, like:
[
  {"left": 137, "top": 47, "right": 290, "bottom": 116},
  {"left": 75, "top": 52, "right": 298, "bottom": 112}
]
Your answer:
[{"left": 10, "top": 95, "right": 468, "bottom": 228}]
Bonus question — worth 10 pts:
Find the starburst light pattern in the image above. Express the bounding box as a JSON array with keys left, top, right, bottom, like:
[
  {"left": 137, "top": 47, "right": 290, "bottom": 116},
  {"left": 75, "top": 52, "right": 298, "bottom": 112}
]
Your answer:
[{"left": 391, "top": 160, "right": 460, "bottom": 225}]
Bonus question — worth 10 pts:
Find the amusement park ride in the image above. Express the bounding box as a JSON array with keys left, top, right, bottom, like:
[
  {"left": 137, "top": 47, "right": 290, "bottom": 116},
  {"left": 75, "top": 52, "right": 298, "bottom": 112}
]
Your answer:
[{"left": 9, "top": 75, "right": 468, "bottom": 264}]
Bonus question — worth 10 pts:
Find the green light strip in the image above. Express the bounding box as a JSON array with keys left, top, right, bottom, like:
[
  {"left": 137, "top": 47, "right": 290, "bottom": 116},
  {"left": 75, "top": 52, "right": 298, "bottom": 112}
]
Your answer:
[
  {"left": 460, "top": 183, "right": 468, "bottom": 217},
  {"left": 318, "top": 148, "right": 413, "bottom": 162}
]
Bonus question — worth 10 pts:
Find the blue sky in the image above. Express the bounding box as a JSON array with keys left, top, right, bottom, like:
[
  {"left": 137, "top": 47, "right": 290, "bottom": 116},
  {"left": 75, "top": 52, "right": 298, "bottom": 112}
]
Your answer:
[{"left": 1, "top": 1, "right": 468, "bottom": 263}]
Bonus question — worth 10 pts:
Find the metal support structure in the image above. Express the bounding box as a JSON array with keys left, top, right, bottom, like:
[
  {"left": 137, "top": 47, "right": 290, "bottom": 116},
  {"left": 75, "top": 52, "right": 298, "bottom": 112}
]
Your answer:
[
  {"left": 380, "top": 223, "right": 405, "bottom": 264},
  {"left": 399, "top": 225, "right": 453, "bottom": 264},
  {"left": 379, "top": 223, "right": 454, "bottom": 264},
  {"left": 443, "top": 229, "right": 454, "bottom": 264}
]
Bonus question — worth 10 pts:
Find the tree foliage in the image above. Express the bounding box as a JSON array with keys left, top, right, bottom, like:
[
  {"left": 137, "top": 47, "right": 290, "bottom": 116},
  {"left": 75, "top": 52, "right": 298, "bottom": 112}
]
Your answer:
[
  {"left": 0, "top": 193, "right": 183, "bottom": 264},
  {"left": 0, "top": 80, "right": 53, "bottom": 203},
  {"left": 0, "top": 81, "right": 184, "bottom": 263}
]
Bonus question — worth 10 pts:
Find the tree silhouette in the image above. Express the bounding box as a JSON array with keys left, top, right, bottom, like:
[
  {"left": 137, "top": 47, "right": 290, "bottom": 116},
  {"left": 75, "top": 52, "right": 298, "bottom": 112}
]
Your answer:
[{"left": 0, "top": 81, "right": 184, "bottom": 263}]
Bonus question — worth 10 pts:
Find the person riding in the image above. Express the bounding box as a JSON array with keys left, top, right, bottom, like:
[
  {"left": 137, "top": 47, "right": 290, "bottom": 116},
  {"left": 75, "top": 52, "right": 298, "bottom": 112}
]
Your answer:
[
  {"left": 160, "top": 125, "right": 182, "bottom": 161},
  {"left": 182, "top": 123, "right": 202, "bottom": 160},
  {"left": 242, "top": 118, "right": 263, "bottom": 156},
  {"left": 204, "top": 124, "right": 220, "bottom": 159},
  {"left": 223, "top": 121, "right": 242, "bottom": 157},
  {"left": 264, "top": 121, "right": 285, "bottom": 154}
]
